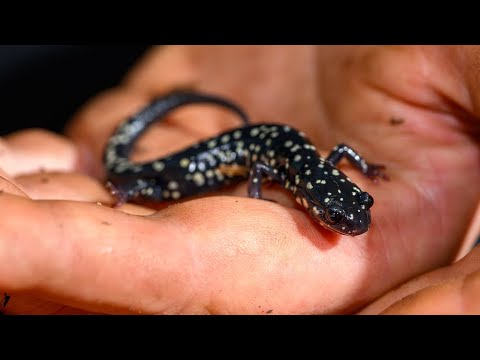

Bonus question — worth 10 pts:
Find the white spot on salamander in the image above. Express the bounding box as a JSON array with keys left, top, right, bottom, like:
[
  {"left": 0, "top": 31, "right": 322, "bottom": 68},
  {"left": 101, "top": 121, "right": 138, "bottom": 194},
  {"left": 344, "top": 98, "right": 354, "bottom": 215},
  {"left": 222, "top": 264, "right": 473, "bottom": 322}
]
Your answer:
[
  {"left": 233, "top": 130, "right": 242, "bottom": 139},
  {"left": 214, "top": 169, "right": 224, "bottom": 181},
  {"left": 221, "top": 134, "right": 230, "bottom": 143},
  {"left": 197, "top": 162, "right": 206, "bottom": 172},
  {"left": 167, "top": 181, "right": 179, "bottom": 190},
  {"left": 193, "top": 172, "right": 205, "bottom": 186},
  {"left": 152, "top": 161, "right": 165, "bottom": 172},
  {"left": 294, "top": 154, "right": 302, "bottom": 162},
  {"left": 303, "top": 144, "right": 316, "bottom": 151},
  {"left": 179, "top": 158, "right": 190, "bottom": 168},
  {"left": 332, "top": 169, "right": 340, "bottom": 176},
  {"left": 250, "top": 128, "right": 260, "bottom": 137},
  {"left": 306, "top": 182, "right": 313, "bottom": 189},
  {"left": 290, "top": 144, "right": 301, "bottom": 152},
  {"left": 324, "top": 198, "right": 330, "bottom": 203},
  {"left": 171, "top": 191, "right": 181, "bottom": 200},
  {"left": 205, "top": 169, "right": 214, "bottom": 178},
  {"left": 208, "top": 140, "right": 217, "bottom": 148}
]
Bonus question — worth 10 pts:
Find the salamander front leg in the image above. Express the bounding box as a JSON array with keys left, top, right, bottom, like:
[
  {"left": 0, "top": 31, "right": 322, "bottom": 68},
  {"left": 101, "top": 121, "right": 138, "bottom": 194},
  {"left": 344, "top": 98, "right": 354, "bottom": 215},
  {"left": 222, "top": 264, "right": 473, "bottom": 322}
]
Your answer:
[
  {"left": 327, "top": 143, "right": 389, "bottom": 182},
  {"left": 2, "top": 292, "right": 10, "bottom": 307},
  {"left": 248, "top": 162, "right": 283, "bottom": 199}
]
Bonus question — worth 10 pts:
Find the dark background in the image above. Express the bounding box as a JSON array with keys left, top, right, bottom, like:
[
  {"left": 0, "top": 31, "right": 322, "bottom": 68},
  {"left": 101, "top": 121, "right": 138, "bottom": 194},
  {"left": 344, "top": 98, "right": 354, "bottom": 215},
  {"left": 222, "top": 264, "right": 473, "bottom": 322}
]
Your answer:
[{"left": 0, "top": 45, "right": 150, "bottom": 135}]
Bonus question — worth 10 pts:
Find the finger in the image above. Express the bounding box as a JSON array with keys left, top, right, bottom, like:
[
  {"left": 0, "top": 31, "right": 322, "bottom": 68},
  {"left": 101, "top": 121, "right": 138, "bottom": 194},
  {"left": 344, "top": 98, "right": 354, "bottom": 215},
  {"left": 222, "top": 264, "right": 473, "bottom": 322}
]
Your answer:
[
  {"left": 14, "top": 171, "right": 113, "bottom": 203},
  {"left": 358, "top": 245, "right": 480, "bottom": 314},
  {"left": 13, "top": 171, "right": 159, "bottom": 216},
  {"left": 1, "top": 128, "right": 82, "bottom": 177},
  {"left": 0, "top": 192, "right": 383, "bottom": 314},
  {"left": 0, "top": 174, "right": 29, "bottom": 198},
  {"left": 380, "top": 269, "right": 480, "bottom": 314}
]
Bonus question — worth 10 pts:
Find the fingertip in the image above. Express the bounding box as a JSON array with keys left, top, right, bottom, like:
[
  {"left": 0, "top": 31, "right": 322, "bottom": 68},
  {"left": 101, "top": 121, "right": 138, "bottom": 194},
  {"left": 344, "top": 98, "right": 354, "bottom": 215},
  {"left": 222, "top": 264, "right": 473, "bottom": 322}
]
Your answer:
[
  {"left": 460, "top": 270, "right": 480, "bottom": 314},
  {"left": 4, "top": 128, "right": 79, "bottom": 176},
  {"left": 0, "top": 174, "right": 30, "bottom": 198}
]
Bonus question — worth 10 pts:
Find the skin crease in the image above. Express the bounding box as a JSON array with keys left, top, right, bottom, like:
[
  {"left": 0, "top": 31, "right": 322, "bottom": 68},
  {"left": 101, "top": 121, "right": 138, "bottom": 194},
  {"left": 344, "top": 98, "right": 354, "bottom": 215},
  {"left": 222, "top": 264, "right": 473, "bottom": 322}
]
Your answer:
[{"left": 0, "top": 45, "right": 479, "bottom": 314}]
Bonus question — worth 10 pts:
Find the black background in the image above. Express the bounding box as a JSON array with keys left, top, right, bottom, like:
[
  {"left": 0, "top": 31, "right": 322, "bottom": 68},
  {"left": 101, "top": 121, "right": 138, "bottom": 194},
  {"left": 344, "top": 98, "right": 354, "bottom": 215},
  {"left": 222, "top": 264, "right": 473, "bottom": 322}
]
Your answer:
[{"left": 0, "top": 45, "right": 150, "bottom": 135}]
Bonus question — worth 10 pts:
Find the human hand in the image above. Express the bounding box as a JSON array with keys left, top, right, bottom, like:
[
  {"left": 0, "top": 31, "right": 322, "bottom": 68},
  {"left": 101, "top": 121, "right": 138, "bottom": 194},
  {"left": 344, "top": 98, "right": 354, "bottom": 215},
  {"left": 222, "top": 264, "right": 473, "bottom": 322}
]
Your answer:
[{"left": 1, "top": 46, "right": 479, "bottom": 314}]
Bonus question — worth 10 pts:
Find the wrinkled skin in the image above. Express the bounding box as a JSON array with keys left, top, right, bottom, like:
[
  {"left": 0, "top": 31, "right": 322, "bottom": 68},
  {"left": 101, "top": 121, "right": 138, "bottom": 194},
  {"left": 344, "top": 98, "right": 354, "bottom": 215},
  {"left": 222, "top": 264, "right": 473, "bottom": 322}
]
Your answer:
[{"left": 0, "top": 46, "right": 479, "bottom": 314}]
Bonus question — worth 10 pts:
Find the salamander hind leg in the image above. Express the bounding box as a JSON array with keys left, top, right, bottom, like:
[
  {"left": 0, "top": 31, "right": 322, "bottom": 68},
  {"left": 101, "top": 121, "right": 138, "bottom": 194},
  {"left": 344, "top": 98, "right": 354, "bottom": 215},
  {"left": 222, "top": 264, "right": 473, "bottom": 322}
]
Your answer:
[
  {"left": 106, "top": 178, "right": 163, "bottom": 207},
  {"left": 326, "top": 143, "right": 389, "bottom": 182}
]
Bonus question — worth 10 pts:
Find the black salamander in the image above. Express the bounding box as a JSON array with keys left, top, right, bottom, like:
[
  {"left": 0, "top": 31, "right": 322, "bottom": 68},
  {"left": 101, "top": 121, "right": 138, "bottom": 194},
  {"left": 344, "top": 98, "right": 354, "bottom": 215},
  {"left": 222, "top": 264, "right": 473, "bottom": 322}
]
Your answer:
[{"left": 104, "top": 91, "right": 387, "bottom": 236}]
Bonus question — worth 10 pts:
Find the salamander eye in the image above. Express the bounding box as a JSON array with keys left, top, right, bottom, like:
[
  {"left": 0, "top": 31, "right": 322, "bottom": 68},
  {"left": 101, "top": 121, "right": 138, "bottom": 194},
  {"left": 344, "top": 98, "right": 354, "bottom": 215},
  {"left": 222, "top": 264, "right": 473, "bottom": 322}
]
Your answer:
[
  {"left": 359, "top": 192, "right": 374, "bottom": 209},
  {"left": 325, "top": 205, "right": 345, "bottom": 224}
]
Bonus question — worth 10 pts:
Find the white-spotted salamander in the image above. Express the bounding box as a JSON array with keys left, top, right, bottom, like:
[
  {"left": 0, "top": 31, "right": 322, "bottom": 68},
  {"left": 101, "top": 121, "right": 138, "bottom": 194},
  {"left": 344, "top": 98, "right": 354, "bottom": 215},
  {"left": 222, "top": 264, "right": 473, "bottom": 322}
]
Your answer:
[{"left": 104, "top": 91, "right": 387, "bottom": 236}]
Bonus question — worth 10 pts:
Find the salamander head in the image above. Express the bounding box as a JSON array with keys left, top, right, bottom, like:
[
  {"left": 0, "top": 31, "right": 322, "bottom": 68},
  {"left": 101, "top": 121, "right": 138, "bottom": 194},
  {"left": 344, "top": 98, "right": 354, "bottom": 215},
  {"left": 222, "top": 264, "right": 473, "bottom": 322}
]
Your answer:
[
  {"left": 307, "top": 191, "right": 374, "bottom": 236},
  {"left": 294, "top": 164, "right": 375, "bottom": 236}
]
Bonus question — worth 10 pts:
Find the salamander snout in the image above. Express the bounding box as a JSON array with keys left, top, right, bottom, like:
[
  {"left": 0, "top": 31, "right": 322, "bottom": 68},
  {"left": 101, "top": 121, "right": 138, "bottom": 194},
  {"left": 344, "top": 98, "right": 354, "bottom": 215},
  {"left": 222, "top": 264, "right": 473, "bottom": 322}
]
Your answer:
[{"left": 358, "top": 191, "right": 374, "bottom": 209}]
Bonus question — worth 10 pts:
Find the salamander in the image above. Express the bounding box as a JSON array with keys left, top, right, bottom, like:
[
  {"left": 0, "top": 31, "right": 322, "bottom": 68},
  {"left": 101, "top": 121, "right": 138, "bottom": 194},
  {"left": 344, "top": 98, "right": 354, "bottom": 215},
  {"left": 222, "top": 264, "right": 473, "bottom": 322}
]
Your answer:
[{"left": 104, "top": 90, "right": 387, "bottom": 236}]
